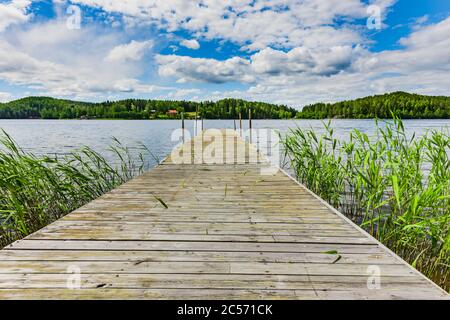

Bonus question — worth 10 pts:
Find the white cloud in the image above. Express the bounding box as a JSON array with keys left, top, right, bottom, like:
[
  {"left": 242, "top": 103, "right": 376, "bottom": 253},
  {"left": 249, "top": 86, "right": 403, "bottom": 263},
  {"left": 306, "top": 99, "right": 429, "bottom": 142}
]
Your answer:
[
  {"left": 0, "top": 21, "right": 168, "bottom": 99},
  {"left": 112, "top": 78, "right": 166, "bottom": 93},
  {"left": 156, "top": 55, "right": 254, "bottom": 84},
  {"left": 252, "top": 46, "right": 362, "bottom": 76},
  {"left": 167, "top": 88, "right": 202, "bottom": 98},
  {"left": 0, "top": 91, "right": 13, "bottom": 102},
  {"left": 180, "top": 39, "right": 200, "bottom": 50},
  {"left": 0, "top": 0, "right": 31, "bottom": 32},
  {"left": 71, "top": 0, "right": 387, "bottom": 50},
  {"left": 399, "top": 17, "right": 450, "bottom": 49},
  {"left": 354, "top": 17, "right": 450, "bottom": 75},
  {"left": 412, "top": 15, "right": 429, "bottom": 29},
  {"left": 156, "top": 45, "right": 363, "bottom": 84},
  {"left": 105, "top": 40, "right": 153, "bottom": 62}
]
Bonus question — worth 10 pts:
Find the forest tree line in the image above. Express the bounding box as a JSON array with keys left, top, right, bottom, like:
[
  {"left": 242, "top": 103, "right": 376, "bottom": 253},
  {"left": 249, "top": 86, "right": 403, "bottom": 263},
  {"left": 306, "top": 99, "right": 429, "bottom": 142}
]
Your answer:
[
  {"left": 0, "top": 97, "right": 296, "bottom": 120},
  {"left": 0, "top": 92, "right": 449, "bottom": 119},
  {"left": 297, "top": 92, "right": 450, "bottom": 119}
]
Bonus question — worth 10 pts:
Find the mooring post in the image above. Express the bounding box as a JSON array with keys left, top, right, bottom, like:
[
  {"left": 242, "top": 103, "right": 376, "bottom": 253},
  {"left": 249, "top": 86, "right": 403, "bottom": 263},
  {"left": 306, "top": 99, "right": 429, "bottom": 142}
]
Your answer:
[
  {"left": 195, "top": 106, "right": 199, "bottom": 136},
  {"left": 239, "top": 112, "right": 242, "bottom": 137},
  {"left": 200, "top": 106, "right": 204, "bottom": 139},
  {"left": 249, "top": 107, "right": 252, "bottom": 143},
  {"left": 181, "top": 112, "right": 185, "bottom": 142}
]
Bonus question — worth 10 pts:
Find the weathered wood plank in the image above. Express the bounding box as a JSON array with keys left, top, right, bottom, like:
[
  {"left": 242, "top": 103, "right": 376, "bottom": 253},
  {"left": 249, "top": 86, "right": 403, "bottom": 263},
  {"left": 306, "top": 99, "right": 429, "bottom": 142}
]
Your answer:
[
  {"left": 0, "top": 274, "right": 432, "bottom": 290},
  {"left": 6, "top": 240, "right": 385, "bottom": 254},
  {"left": 61, "top": 213, "right": 345, "bottom": 224},
  {"left": 0, "top": 250, "right": 400, "bottom": 264},
  {"left": 41, "top": 220, "right": 360, "bottom": 231},
  {"left": 37, "top": 221, "right": 363, "bottom": 235},
  {"left": 0, "top": 288, "right": 446, "bottom": 300},
  {"left": 0, "top": 261, "right": 418, "bottom": 276},
  {"left": 28, "top": 233, "right": 376, "bottom": 244}
]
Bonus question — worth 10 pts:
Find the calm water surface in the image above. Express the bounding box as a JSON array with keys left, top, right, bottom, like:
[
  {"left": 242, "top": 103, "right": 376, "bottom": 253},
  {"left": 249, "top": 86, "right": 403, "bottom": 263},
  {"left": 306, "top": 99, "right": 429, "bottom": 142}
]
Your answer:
[{"left": 0, "top": 119, "right": 448, "bottom": 168}]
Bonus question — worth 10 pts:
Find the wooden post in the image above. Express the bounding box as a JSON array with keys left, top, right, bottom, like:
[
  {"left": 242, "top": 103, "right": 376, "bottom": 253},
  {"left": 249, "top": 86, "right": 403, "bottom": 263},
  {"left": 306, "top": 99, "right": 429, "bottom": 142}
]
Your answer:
[
  {"left": 195, "top": 106, "right": 198, "bottom": 136},
  {"left": 233, "top": 119, "right": 236, "bottom": 131},
  {"left": 248, "top": 108, "right": 252, "bottom": 143},
  {"left": 181, "top": 112, "right": 185, "bottom": 142},
  {"left": 199, "top": 106, "right": 204, "bottom": 136},
  {"left": 239, "top": 112, "right": 242, "bottom": 136}
]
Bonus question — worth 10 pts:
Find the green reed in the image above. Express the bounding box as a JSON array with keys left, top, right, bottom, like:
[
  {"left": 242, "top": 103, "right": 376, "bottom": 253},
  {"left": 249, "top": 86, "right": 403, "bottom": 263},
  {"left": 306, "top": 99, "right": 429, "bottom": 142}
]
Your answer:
[
  {"left": 282, "top": 118, "right": 449, "bottom": 291},
  {"left": 0, "top": 130, "right": 151, "bottom": 247}
]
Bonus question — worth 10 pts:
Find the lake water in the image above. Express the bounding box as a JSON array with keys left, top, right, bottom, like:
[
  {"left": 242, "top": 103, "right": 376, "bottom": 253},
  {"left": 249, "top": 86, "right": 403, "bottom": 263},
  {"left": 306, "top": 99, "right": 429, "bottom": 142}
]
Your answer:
[{"left": 0, "top": 119, "right": 449, "bottom": 168}]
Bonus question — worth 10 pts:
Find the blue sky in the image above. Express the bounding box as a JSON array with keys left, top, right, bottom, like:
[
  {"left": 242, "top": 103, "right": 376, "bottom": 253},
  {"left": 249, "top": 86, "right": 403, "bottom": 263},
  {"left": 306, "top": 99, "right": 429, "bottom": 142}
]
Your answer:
[{"left": 0, "top": 0, "right": 449, "bottom": 108}]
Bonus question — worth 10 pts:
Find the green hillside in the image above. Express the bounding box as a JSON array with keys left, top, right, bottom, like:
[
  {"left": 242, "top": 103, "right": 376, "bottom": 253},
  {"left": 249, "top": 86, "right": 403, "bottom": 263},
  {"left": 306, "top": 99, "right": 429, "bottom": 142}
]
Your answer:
[
  {"left": 297, "top": 92, "right": 450, "bottom": 119},
  {"left": 1, "top": 92, "right": 449, "bottom": 119},
  {"left": 0, "top": 97, "right": 295, "bottom": 120}
]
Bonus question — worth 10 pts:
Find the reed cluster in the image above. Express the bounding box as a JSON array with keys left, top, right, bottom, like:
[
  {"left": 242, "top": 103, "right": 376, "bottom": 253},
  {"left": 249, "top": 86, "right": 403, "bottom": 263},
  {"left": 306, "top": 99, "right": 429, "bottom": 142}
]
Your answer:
[
  {"left": 0, "top": 131, "right": 152, "bottom": 248},
  {"left": 282, "top": 118, "right": 449, "bottom": 291}
]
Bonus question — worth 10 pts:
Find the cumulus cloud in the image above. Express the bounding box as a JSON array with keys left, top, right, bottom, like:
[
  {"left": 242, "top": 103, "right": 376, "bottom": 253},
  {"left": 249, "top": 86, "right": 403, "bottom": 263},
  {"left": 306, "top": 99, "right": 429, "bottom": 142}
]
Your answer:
[
  {"left": 399, "top": 16, "right": 450, "bottom": 49},
  {"left": 167, "top": 88, "right": 202, "bottom": 98},
  {"left": 180, "top": 39, "right": 200, "bottom": 50},
  {"left": 156, "top": 55, "right": 254, "bottom": 84},
  {"left": 252, "top": 46, "right": 362, "bottom": 76},
  {"left": 0, "top": 91, "right": 13, "bottom": 102},
  {"left": 0, "top": 0, "right": 31, "bottom": 32},
  {"left": 0, "top": 21, "right": 167, "bottom": 99},
  {"left": 156, "top": 45, "right": 364, "bottom": 84},
  {"left": 71, "top": 0, "right": 384, "bottom": 50},
  {"left": 105, "top": 40, "right": 153, "bottom": 62},
  {"left": 355, "top": 17, "right": 450, "bottom": 75}
]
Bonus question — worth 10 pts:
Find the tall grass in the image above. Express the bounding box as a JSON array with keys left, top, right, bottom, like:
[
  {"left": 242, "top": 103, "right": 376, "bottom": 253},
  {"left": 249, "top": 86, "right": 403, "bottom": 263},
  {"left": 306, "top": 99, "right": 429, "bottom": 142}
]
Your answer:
[
  {"left": 0, "top": 131, "right": 152, "bottom": 247},
  {"left": 282, "top": 118, "right": 449, "bottom": 291}
]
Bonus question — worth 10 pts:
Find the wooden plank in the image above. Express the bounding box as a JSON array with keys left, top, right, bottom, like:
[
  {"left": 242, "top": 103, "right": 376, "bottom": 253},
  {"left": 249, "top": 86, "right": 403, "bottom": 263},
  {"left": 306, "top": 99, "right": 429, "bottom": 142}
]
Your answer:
[
  {"left": 71, "top": 208, "right": 337, "bottom": 215},
  {"left": 0, "top": 250, "right": 400, "bottom": 264},
  {"left": 27, "top": 232, "right": 376, "bottom": 244},
  {"left": 61, "top": 213, "right": 345, "bottom": 224},
  {"left": 0, "top": 288, "right": 446, "bottom": 300},
  {"left": 0, "top": 288, "right": 303, "bottom": 300},
  {"left": 39, "top": 221, "right": 362, "bottom": 234},
  {"left": 43, "top": 220, "right": 359, "bottom": 230},
  {"left": 6, "top": 240, "right": 384, "bottom": 254},
  {"left": 0, "top": 261, "right": 418, "bottom": 276},
  {"left": 0, "top": 274, "right": 432, "bottom": 290}
]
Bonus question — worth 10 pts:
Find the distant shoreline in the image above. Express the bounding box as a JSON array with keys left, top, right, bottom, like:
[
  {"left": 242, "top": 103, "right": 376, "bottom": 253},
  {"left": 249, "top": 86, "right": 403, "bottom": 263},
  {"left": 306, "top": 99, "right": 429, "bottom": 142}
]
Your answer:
[
  {"left": 1, "top": 117, "right": 450, "bottom": 121},
  {"left": 1, "top": 91, "right": 449, "bottom": 120}
]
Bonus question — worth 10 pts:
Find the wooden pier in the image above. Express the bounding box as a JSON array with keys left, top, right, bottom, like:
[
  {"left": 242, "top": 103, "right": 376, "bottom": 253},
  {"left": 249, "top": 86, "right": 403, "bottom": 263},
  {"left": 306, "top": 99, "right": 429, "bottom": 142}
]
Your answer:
[{"left": 0, "top": 130, "right": 447, "bottom": 299}]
